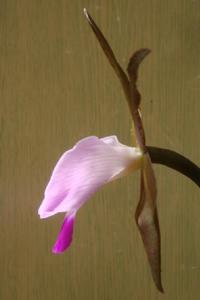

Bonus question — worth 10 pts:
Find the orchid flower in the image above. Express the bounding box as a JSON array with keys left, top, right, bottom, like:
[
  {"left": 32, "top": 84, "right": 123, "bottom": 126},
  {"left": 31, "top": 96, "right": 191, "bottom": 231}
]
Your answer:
[
  {"left": 38, "top": 9, "right": 200, "bottom": 293},
  {"left": 39, "top": 136, "right": 142, "bottom": 247}
]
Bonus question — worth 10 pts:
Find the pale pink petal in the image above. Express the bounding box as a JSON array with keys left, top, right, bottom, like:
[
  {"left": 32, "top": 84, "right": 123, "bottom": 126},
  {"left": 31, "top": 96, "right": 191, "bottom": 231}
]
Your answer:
[
  {"left": 52, "top": 211, "right": 76, "bottom": 254},
  {"left": 38, "top": 136, "right": 142, "bottom": 218}
]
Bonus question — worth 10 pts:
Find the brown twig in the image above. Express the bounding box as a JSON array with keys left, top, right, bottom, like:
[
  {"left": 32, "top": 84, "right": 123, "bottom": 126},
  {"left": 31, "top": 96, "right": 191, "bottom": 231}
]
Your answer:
[{"left": 148, "top": 146, "right": 200, "bottom": 187}]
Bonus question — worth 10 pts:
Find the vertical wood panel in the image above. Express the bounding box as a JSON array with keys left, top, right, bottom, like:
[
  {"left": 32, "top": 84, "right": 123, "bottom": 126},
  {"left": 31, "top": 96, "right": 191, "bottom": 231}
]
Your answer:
[{"left": 0, "top": 1, "right": 199, "bottom": 299}]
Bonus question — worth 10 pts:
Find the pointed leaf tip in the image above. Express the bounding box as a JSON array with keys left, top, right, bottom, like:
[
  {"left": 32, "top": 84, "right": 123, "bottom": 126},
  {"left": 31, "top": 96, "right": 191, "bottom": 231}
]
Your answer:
[
  {"left": 83, "top": 8, "right": 91, "bottom": 24},
  {"left": 83, "top": 8, "right": 87, "bottom": 16},
  {"left": 127, "top": 48, "right": 151, "bottom": 82}
]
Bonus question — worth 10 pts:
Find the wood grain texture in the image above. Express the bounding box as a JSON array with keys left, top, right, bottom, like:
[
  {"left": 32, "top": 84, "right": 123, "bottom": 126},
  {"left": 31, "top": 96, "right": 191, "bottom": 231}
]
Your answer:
[{"left": 0, "top": 0, "right": 199, "bottom": 299}]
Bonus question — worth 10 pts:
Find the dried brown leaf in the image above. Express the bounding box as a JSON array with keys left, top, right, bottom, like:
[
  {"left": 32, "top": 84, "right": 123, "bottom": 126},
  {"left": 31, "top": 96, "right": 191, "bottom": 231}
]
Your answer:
[
  {"left": 83, "top": 9, "right": 130, "bottom": 102},
  {"left": 135, "top": 153, "right": 163, "bottom": 293},
  {"left": 127, "top": 48, "right": 151, "bottom": 109}
]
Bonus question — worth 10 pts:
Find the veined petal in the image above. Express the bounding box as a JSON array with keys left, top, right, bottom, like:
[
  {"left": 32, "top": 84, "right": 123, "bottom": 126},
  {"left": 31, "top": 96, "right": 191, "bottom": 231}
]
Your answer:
[{"left": 38, "top": 136, "right": 142, "bottom": 218}]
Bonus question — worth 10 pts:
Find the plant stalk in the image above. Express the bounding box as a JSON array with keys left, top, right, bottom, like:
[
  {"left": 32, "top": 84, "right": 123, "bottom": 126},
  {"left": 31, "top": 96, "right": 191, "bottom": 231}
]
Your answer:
[{"left": 147, "top": 146, "right": 200, "bottom": 187}]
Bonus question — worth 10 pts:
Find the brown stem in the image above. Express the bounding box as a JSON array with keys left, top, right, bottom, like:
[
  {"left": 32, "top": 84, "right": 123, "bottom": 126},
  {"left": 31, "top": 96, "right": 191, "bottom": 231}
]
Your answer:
[{"left": 147, "top": 146, "right": 200, "bottom": 187}]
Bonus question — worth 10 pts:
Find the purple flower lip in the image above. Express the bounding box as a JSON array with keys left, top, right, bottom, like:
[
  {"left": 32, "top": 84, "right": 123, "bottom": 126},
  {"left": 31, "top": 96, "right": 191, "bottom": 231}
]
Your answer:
[
  {"left": 52, "top": 212, "right": 76, "bottom": 254},
  {"left": 38, "top": 135, "right": 142, "bottom": 253}
]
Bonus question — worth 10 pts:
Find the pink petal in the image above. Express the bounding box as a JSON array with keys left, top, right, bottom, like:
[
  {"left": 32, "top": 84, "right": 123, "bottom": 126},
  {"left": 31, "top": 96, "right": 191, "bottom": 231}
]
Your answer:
[
  {"left": 52, "top": 211, "right": 76, "bottom": 254},
  {"left": 38, "top": 136, "right": 142, "bottom": 218}
]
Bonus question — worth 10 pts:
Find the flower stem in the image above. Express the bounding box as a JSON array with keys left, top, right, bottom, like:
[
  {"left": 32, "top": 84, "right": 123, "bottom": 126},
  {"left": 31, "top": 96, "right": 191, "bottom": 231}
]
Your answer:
[{"left": 147, "top": 146, "right": 200, "bottom": 187}]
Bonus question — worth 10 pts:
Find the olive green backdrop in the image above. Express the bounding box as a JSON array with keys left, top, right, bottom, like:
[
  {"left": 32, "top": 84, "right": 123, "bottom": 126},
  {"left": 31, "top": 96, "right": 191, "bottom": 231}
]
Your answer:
[{"left": 0, "top": 0, "right": 199, "bottom": 299}]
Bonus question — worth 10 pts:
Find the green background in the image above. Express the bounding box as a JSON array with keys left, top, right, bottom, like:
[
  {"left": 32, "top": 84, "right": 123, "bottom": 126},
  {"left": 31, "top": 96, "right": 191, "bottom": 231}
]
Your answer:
[{"left": 0, "top": 0, "right": 199, "bottom": 299}]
